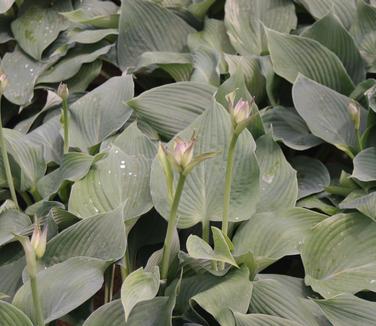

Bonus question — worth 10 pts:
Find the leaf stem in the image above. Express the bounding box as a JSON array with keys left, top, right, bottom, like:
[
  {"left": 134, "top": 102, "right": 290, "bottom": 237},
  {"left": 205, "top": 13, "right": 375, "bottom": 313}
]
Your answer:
[
  {"left": 202, "top": 219, "right": 210, "bottom": 243},
  {"left": 121, "top": 249, "right": 132, "bottom": 282},
  {"left": 104, "top": 264, "right": 115, "bottom": 303},
  {"left": 222, "top": 133, "right": 238, "bottom": 237},
  {"left": 0, "top": 95, "right": 19, "bottom": 209},
  {"left": 62, "top": 98, "right": 69, "bottom": 153},
  {"left": 161, "top": 173, "right": 186, "bottom": 281},
  {"left": 30, "top": 272, "right": 45, "bottom": 326}
]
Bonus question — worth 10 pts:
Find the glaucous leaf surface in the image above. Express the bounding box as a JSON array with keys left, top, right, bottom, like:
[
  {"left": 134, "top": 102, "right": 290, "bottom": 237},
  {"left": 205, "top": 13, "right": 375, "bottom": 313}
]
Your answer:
[
  {"left": 267, "top": 29, "right": 354, "bottom": 94},
  {"left": 313, "top": 294, "right": 376, "bottom": 325},
  {"left": 352, "top": 147, "right": 376, "bottom": 181},
  {"left": 11, "top": 1, "right": 72, "bottom": 60},
  {"left": 255, "top": 134, "right": 298, "bottom": 212},
  {"left": 128, "top": 81, "right": 216, "bottom": 139},
  {"left": 302, "top": 13, "right": 366, "bottom": 85},
  {"left": 0, "top": 300, "right": 33, "bottom": 326},
  {"left": 292, "top": 75, "right": 360, "bottom": 154},
  {"left": 151, "top": 101, "right": 260, "bottom": 228},
  {"left": 68, "top": 75, "right": 134, "bottom": 150},
  {"left": 290, "top": 156, "right": 330, "bottom": 199},
  {"left": 302, "top": 213, "right": 376, "bottom": 298},
  {"left": 233, "top": 208, "right": 325, "bottom": 271},
  {"left": 121, "top": 267, "right": 160, "bottom": 321},
  {"left": 250, "top": 278, "right": 318, "bottom": 326},
  {"left": 225, "top": 0, "right": 297, "bottom": 56},
  {"left": 262, "top": 106, "right": 322, "bottom": 151},
  {"left": 43, "top": 208, "right": 126, "bottom": 266},
  {"left": 13, "top": 257, "right": 106, "bottom": 324},
  {"left": 117, "top": 0, "right": 195, "bottom": 70},
  {"left": 69, "top": 123, "right": 157, "bottom": 218}
]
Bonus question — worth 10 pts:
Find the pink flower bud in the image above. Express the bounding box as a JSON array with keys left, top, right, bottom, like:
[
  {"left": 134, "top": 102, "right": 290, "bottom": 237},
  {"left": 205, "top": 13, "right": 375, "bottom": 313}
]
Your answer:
[
  {"left": 172, "top": 135, "right": 196, "bottom": 169},
  {"left": 232, "top": 99, "right": 251, "bottom": 124}
]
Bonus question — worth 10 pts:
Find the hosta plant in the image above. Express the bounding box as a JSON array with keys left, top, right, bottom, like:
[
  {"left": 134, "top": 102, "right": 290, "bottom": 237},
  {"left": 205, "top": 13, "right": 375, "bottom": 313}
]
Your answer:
[{"left": 0, "top": 0, "right": 376, "bottom": 325}]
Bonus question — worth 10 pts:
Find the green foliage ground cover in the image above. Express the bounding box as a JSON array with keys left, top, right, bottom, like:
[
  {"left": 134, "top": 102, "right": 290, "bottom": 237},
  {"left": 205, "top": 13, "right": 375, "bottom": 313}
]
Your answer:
[{"left": 0, "top": 0, "right": 376, "bottom": 325}]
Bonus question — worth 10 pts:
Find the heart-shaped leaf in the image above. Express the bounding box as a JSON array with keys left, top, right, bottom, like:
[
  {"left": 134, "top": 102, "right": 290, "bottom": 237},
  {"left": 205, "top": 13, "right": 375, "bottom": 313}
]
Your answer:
[
  {"left": 121, "top": 267, "right": 160, "bottom": 321},
  {"left": 13, "top": 257, "right": 107, "bottom": 324},
  {"left": 302, "top": 213, "right": 376, "bottom": 298}
]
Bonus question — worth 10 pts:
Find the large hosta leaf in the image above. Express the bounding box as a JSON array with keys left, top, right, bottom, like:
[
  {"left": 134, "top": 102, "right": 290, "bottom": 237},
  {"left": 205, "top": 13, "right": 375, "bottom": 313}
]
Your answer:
[
  {"left": 340, "top": 190, "right": 376, "bottom": 221},
  {"left": 0, "top": 254, "right": 25, "bottom": 299},
  {"left": 250, "top": 278, "right": 318, "bottom": 326},
  {"left": 135, "top": 52, "right": 193, "bottom": 82},
  {"left": 233, "top": 208, "right": 325, "bottom": 271},
  {"left": 255, "top": 134, "right": 298, "bottom": 212},
  {"left": 2, "top": 129, "right": 46, "bottom": 191},
  {"left": 297, "top": 0, "right": 356, "bottom": 29},
  {"left": 83, "top": 296, "right": 175, "bottom": 326},
  {"left": 233, "top": 312, "right": 301, "bottom": 326},
  {"left": 37, "top": 43, "right": 112, "bottom": 84},
  {"left": 1, "top": 47, "right": 48, "bottom": 105},
  {"left": 174, "top": 266, "right": 252, "bottom": 325},
  {"left": 26, "top": 118, "right": 63, "bottom": 164},
  {"left": 352, "top": 147, "right": 376, "bottom": 181},
  {"left": 13, "top": 257, "right": 106, "bottom": 324},
  {"left": 302, "top": 212, "right": 376, "bottom": 298},
  {"left": 302, "top": 13, "right": 366, "bottom": 84},
  {"left": 128, "top": 82, "right": 216, "bottom": 139},
  {"left": 262, "top": 106, "right": 322, "bottom": 151},
  {"left": 43, "top": 209, "right": 126, "bottom": 266},
  {"left": 225, "top": 0, "right": 297, "bottom": 56},
  {"left": 151, "top": 101, "right": 259, "bottom": 229},
  {"left": 121, "top": 267, "right": 160, "bottom": 321},
  {"left": 290, "top": 156, "right": 330, "bottom": 199},
  {"left": 0, "top": 301, "right": 33, "bottom": 326},
  {"left": 37, "top": 151, "right": 103, "bottom": 198},
  {"left": 0, "top": 208, "right": 31, "bottom": 246},
  {"left": 225, "top": 55, "right": 266, "bottom": 105},
  {"left": 188, "top": 18, "right": 235, "bottom": 73},
  {"left": 117, "top": 0, "right": 195, "bottom": 70},
  {"left": 11, "top": 1, "right": 72, "bottom": 60},
  {"left": 68, "top": 75, "right": 134, "bottom": 150},
  {"left": 313, "top": 294, "right": 376, "bottom": 325},
  {"left": 69, "top": 123, "right": 157, "bottom": 219},
  {"left": 350, "top": 0, "right": 376, "bottom": 71},
  {"left": 292, "top": 75, "right": 360, "bottom": 154},
  {"left": 266, "top": 29, "right": 354, "bottom": 94}
]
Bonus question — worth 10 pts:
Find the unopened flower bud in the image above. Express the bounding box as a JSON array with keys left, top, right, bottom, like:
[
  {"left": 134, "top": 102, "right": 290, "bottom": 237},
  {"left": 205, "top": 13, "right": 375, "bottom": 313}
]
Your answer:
[
  {"left": 172, "top": 134, "right": 196, "bottom": 169},
  {"left": 57, "top": 83, "right": 69, "bottom": 100},
  {"left": 232, "top": 99, "right": 251, "bottom": 124},
  {"left": 348, "top": 101, "right": 360, "bottom": 130},
  {"left": 30, "top": 223, "right": 48, "bottom": 259},
  {"left": 0, "top": 71, "right": 8, "bottom": 95},
  {"left": 157, "top": 142, "right": 174, "bottom": 200}
]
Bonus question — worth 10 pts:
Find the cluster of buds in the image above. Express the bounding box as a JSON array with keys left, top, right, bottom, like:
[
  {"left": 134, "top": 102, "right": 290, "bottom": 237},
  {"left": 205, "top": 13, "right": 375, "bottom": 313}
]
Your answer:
[
  {"left": 158, "top": 132, "right": 218, "bottom": 196},
  {"left": 0, "top": 70, "right": 8, "bottom": 95},
  {"left": 226, "top": 91, "right": 255, "bottom": 135}
]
